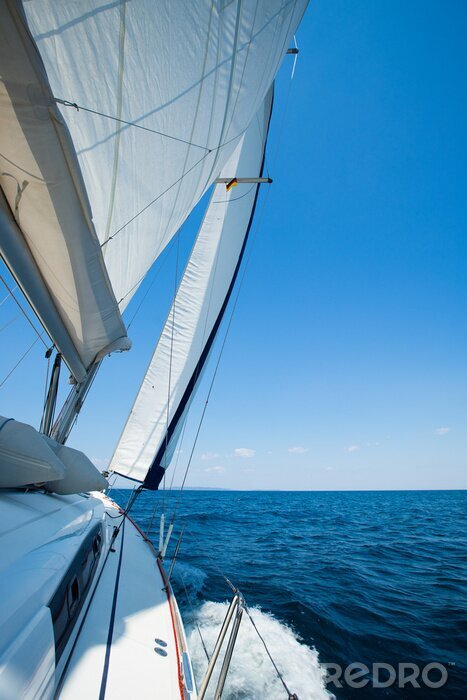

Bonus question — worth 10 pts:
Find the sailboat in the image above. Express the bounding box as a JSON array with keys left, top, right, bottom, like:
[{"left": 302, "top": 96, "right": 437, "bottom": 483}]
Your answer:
[{"left": 0, "top": 1, "right": 308, "bottom": 698}]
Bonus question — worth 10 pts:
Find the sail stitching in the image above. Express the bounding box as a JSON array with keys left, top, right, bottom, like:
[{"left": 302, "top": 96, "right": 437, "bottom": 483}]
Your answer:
[
  {"left": 156, "top": 2, "right": 216, "bottom": 264},
  {"left": 102, "top": 0, "right": 127, "bottom": 252}
]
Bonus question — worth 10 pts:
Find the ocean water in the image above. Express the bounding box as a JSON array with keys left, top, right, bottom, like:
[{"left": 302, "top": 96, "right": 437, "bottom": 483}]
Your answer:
[{"left": 111, "top": 489, "right": 466, "bottom": 698}]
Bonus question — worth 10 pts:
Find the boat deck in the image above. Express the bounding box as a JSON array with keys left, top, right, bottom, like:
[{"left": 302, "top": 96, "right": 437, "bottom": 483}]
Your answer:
[{"left": 57, "top": 493, "right": 190, "bottom": 699}]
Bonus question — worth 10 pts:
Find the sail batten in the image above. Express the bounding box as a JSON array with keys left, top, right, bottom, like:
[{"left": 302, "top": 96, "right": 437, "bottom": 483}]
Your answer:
[{"left": 110, "top": 90, "right": 273, "bottom": 488}]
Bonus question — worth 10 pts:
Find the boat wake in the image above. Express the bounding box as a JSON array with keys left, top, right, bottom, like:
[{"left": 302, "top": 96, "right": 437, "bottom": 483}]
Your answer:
[{"left": 186, "top": 601, "right": 330, "bottom": 699}]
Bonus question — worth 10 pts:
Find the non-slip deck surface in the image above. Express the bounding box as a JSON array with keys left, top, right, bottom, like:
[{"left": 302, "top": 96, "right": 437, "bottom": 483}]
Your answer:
[{"left": 59, "top": 502, "right": 182, "bottom": 700}]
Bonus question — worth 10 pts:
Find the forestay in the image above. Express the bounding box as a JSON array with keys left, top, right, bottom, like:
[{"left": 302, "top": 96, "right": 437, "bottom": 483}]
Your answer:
[{"left": 110, "top": 90, "right": 273, "bottom": 488}]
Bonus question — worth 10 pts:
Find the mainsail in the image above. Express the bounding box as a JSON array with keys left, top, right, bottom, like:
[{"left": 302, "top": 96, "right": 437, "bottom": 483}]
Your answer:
[
  {"left": 110, "top": 90, "right": 273, "bottom": 488},
  {"left": 1, "top": 0, "right": 307, "bottom": 429},
  {"left": 20, "top": 1, "right": 307, "bottom": 312}
]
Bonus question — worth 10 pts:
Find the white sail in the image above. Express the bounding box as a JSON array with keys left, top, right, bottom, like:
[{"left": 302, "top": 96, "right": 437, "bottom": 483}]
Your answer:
[
  {"left": 21, "top": 0, "right": 307, "bottom": 310},
  {"left": 0, "top": 2, "right": 130, "bottom": 382},
  {"left": 110, "top": 90, "right": 273, "bottom": 487}
]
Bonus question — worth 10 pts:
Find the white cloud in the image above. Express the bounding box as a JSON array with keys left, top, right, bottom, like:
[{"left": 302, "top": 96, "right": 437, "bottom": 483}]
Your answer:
[
  {"left": 288, "top": 446, "right": 309, "bottom": 454},
  {"left": 435, "top": 427, "right": 451, "bottom": 436},
  {"left": 201, "top": 451, "right": 220, "bottom": 460},
  {"left": 234, "top": 447, "right": 255, "bottom": 458},
  {"left": 204, "top": 465, "right": 225, "bottom": 474},
  {"left": 347, "top": 445, "right": 360, "bottom": 453}
]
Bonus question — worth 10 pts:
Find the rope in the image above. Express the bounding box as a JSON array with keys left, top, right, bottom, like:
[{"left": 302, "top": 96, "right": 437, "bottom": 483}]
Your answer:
[
  {"left": 0, "top": 333, "right": 44, "bottom": 388},
  {"left": 177, "top": 528, "right": 297, "bottom": 698},
  {"left": 179, "top": 570, "right": 211, "bottom": 663},
  {"left": 244, "top": 605, "right": 298, "bottom": 700},
  {"left": 145, "top": 498, "right": 158, "bottom": 538},
  {"left": 168, "top": 418, "right": 188, "bottom": 492},
  {"left": 55, "top": 98, "right": 211, "bottom": 152},
  {"left": 0, "top": 274, "right": 47, "bottom": 347},
  {"left": 0, "top": 282, "right": 17, "bottom": 306},
  {"left": 0, "top": 312, "right": 21, "bottom": 333},
  {"left": 101, "top": 151, "right": 211, "bottom": 248},
  {"left": 125, "top": 237, "right": 177, "bottom": 328}
]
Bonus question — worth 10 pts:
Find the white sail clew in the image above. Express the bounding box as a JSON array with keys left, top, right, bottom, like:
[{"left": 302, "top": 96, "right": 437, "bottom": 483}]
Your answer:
[
  {"left": 110, "top": 90, "right": 273, "bottom": 488},
  {"left": 21, "top": 0, "right": 307, "bottom": 313}
]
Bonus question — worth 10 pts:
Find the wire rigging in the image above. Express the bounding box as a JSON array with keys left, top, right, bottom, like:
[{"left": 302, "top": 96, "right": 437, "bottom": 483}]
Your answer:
[
  {"left": 125, "top": 236, "right": 177, "bottom": 329},
  {"left": 101, "top": 151, "right": 210, "bottom": 248},
  {"left": 0, "top": 274, "right": 47, "bottom": 348},
  {"left": 0, "top": 282, "right": 18, "bottom": 306},
  {"left": 55, "top": 98, "right": 212, "bottom": 152},
  {"left": 0, "top": 334, "right": 44, "bottom": 389},
  {"left": 178, "top": 569, "right": 211, "bottom": 663},
  {"left": 244, "top": 606, "right": 298, "bottom": 700}
]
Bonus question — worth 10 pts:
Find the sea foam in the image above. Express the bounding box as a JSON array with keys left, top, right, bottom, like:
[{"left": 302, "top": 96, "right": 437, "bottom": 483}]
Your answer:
[{"left": 186, "top": 601, "right": 330, "bottom": 699}]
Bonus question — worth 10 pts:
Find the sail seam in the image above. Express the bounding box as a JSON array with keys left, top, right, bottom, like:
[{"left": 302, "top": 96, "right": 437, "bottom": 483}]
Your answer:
[{"left": 102, "top": 0, "right": 127, "bottom": 251}]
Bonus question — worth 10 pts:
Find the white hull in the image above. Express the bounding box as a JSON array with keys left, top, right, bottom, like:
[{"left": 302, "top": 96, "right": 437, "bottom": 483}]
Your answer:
[{"left": 0, "top": 489, "right": 195, "bottom": 699}]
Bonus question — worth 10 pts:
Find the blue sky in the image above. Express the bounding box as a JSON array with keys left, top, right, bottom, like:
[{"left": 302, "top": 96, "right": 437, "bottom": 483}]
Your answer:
[{"left": 1, "top": 0, "right": 466, "bottom": 490}]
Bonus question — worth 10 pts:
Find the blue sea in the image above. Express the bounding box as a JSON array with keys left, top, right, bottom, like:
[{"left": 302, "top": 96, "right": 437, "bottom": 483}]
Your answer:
[{"left": 111, "top": 489, "right": 466, "bottom": 699}]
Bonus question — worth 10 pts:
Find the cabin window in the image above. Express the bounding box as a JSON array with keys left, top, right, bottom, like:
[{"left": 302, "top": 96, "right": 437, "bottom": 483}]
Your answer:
[{"left": 48, "top": 523, "right": 103, "bottom": 662}]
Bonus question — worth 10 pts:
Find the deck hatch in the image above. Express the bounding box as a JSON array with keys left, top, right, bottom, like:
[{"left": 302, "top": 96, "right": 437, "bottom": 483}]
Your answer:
[{"left": 48, "top": 523, "right": 103, "bottom": 662}]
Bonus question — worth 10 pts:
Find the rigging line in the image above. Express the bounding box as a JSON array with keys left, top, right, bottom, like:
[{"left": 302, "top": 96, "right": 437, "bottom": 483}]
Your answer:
[
  {"left": 269, "top": 72, "right": 294, "bottom": 174},
  {"left": 0, "top": 333, "right": 44, "bottom": 389},
  {"left": 101, "top": 151, "right": 210, "bottom": 248},
  {"left": 125, "top": 237, "right": 177, "bottom": 329},
  {"left": 118, "top": 235, "right": 176, "bottom": 308},
  {"left": 146, "top": 496, "right": 158, "bottom": 537},
  {"left": 0, "top": 283, "right": 17, "bottom": 306},
  {"left": 0, "top": 274, "right": 47, "bottom": 347},
  {"left": 168, "top": 417, "right": 189, "bottom": 493},
  {"left": 180, "top": 524, "right": 297, "bottom": 700},
  {"left": 185, "top": 527, "right": 236, "bottom": 596},
  {"left": 55, "top": 98, "right": 211, "bottom": 152},
  {"left": 0, "top": 312, "right": 21, "bottom": 333},
  {"left": 244, "top": 606, "right": 297, "bottom": 700},
  {"left": 179, "top": 570, "right": 211, "bottom": 663}
]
